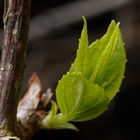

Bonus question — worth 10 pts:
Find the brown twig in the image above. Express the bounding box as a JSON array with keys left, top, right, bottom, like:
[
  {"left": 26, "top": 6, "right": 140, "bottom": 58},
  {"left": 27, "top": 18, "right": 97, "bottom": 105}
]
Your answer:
[{"left": 0, "top": 0, "right": 31, "bottom": 138}]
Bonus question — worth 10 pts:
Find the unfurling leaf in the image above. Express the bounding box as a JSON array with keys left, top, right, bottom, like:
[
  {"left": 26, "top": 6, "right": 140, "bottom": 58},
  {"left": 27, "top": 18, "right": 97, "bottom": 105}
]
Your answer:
[
  {"left": 56, "top": 74, "right": 109, "bottom": 121},
  {"left": 42, "top": 100, "right": 78, "bottom": 131},
  {"left": 42, "top": 17, "right": 126, "bottom": 130}
]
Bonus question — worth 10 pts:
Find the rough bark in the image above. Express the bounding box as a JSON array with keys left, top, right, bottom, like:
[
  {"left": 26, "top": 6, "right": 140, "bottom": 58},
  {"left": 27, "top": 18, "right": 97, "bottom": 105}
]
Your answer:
[{"left": 0, "top": 0, "right": 31, "bottom": 138}]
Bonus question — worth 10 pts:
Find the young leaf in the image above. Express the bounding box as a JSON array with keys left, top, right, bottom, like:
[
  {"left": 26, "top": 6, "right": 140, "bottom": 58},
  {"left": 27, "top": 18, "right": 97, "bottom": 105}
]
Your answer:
[
  {"left": 56, "top": 73, "right": 109, "bottom": 121},
  {"left": 56, "top": 18, "right": 126, "bottom": 122},
  {"left": 42, "top": 17, "right": 126, "bottom": 130},
  {"left": 42, "top": 100, "right": 78, "bottom": 131},
  {"left": 70, "top": 17, "right": 89, "bottom": 76}
]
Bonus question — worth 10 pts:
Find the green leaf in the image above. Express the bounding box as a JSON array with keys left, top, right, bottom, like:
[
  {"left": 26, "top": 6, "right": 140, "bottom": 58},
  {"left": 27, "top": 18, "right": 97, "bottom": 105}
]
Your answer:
[
  {"left": 89, "top": 22, "right": 119, "bottom": 83},
  {"left": 70, "top": 16, "right": 89, "bottom": 76},
  {"left": 56, "top": 18, "right": 126, "bottom": 122},
  {"left": 42, "top": 17, "right": 126, "bottom": 129},
  {"left": 56, "top": 73, "right": 109, "bottom": 121},
  {"left": 41, "top": 100, "right": 78, "bottom": 131}
]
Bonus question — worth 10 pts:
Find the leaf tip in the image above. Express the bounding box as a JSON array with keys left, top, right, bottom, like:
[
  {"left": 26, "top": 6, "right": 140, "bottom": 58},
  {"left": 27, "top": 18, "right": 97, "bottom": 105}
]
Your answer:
[
  {"left": 111, "top": 19, "right": 120, "bottom": 27},
  {"left": 82, "top": 16, "right": 87, "bottom": 27},
  {"left": 82, "top": 16, "right": 86, "bottom": 21}
]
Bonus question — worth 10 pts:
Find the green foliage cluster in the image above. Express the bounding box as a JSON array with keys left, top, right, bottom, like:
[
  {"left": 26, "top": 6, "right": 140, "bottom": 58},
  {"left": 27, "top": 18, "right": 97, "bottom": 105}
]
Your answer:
[{"left": 42, "top": 17, "right": 126, "bottom": 130}]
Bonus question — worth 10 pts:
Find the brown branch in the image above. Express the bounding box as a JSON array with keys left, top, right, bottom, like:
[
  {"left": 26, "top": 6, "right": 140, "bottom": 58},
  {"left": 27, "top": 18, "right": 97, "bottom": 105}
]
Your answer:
[{"left": 0, "top": 0, "right": 31, "bottom": 138}]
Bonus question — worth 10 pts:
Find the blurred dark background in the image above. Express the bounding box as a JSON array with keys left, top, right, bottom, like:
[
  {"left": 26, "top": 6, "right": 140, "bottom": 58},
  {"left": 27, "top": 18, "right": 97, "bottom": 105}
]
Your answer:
[{"left": 0, "top": 0, "right": 140, "bottom": 140}]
